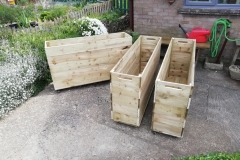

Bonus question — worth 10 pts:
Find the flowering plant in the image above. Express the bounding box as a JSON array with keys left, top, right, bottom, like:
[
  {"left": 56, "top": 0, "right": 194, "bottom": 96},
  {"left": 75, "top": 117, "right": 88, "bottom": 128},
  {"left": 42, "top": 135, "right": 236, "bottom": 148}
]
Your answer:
[
  {"left": 75, "top": 17, "right": 108, "bottom": 36},
  {"left": 0, "top": 40, "right": 47, "bottom": 118}
]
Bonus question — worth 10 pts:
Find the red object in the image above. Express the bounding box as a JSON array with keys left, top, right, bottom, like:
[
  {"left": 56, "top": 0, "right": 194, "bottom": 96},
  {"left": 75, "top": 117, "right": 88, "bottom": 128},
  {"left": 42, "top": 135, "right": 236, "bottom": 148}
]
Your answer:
[{"left": 186, "top": 27, "right": 211, "bottom": 43}]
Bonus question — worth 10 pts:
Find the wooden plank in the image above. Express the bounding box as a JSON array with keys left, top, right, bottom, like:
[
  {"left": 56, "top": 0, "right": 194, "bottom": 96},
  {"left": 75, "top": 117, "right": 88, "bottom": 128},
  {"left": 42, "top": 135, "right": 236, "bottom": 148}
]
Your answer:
[
  {"left": 47, "top": 47, "right": 126, "bottom": 63},
  {"left": 165, "top": 76, "right": 188, "bottom": 84},
  {"left": 152, "top": 113, "right": 185, "bottom": 128},
  {"left": 111, "top": 83, "right": 139, "bottom": 98},
  {"left": 111, "top": 72, "right": 140, "bottom": 89},
  {"left": 53, "top": 71, "right": 110, "bottom": 90},
  {"left": 168, "top": 69, "right": 188, "bottom": 78},
  {"left": 112, "top": 92, "right": 138, "bottom": 108},
  {"left": 45, "top": 38, "right": 132, "bottom": 56},
  {"left": 141, "top": 52, "right": 152, "bottom": 59},
  {"left": 151, "top": 121, "right": 183, "bottom": 137},
  {"left": 141, "top": 36, "right": 160, "bottom": 44},
  {"left": 112, "top": 40, "right": 140, "bottom": 73},
  {"left": 51, "top": 64, "right": 114, "bottom": 80},
  {"left": 156, "top": 39, "right": 172, "bottom": 81},
  {"left": 112, "top": 111, "right": 139, "bottom": 126},
  {"left": 153, "top": 103, "right": 187, "bottom": 118},
  {"left": 154, "top": 91, "right": 190, "bottom": 108},
  {"left": 138, "top": 37, "right": 162, "bottom": 123},
  {"left": 48, "top": 55, "right": 122, "bottom": 73},
  {"left": 118, "top": 51, "right": 140, "bottom": 75},
  {"left": 170, "top": 54, "right": 191, "bottom": 64},
  {"left": 170, "top": 62, "right": 189, "bottom": 71},
  {"left": 112, "top": 103, "right": 138, "bottom": 117},
  {"left": 46, "top": 32, "right": 129, "bottom": 47}
]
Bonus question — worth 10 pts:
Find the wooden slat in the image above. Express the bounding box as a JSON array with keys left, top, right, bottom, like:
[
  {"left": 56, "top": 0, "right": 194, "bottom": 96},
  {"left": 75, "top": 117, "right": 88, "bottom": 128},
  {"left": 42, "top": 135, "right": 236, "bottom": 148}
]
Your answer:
[
  {"left": 138, "top": 37, "right": 162, "bottom": 123},
  {"left": 53, "top": 71, "right": 109, "bottom": 90},
  {"left": 151, "top": 121, "right": 183, "bottom": 137},
  {"left": 165, "top": 76, "right": 188, "bottom": 84},
  {"left": 47, "top": 47, "right": 126, "bottom": 64},
  {"left": 46, "top": 32, "right": 128, "bottom": 47},
  {"left": 112, "top": 111, "right": 139, "bottom": 126},
  {"left": 49, "top": 55, "right": 122, "bottom": 73},
  {"left": 111, "top": 72, "right": 140, "bottom": 89},
  {"left": 152, "top": 113, "right": 185, "bottom": 128},
  {"left": 52, "top": 64, "right": 113, "bottom": 79},
  {"left": 168, "top": 69, "right": 188, "bottom": 78},
  {"left": 112, "top": 103, "right": 138, "bottom": 117},
  {"left": 45, "top": 38, "right": 132, "bottom": 56},
  {"left": 111, "top": 93, "right": 139, "bottom": 108},
  {"left": 170, "top": 62, "right": 189, "bottom": 71},
  {"left": 155, "top": 92, "right": 189, "bottom": 108},
  {"left": 154, "top": 103, "right": 187, "bottom": 118},
  {"left": 112, "top": 40, "right": 140, "bottom": 73},
  {"left": 141, "top": 36, "right": 160, "bottom": 44},
  {"left": 111, "top": 83, "right": 139, "bottom": 98}
]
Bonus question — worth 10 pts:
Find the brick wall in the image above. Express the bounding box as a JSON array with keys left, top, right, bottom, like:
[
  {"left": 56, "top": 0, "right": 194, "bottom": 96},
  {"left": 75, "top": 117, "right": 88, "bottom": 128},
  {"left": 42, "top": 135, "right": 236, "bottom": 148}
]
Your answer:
[{"left": 134, "top": 0, "right": 240, "bottom": 61}]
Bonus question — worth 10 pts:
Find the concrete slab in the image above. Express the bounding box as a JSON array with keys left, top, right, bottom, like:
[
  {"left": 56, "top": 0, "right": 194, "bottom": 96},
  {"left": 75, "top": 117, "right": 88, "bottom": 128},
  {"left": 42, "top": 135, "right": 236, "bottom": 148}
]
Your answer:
[{"left": 0, "top": 61, "right": 240, "bottom": 160}]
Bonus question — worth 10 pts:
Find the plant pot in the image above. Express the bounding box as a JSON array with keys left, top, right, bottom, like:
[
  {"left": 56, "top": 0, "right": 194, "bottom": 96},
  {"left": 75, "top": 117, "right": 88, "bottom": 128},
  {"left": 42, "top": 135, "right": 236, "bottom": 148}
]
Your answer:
[{"left": 229, "top": 65, "right": 240, "bottom": 80}]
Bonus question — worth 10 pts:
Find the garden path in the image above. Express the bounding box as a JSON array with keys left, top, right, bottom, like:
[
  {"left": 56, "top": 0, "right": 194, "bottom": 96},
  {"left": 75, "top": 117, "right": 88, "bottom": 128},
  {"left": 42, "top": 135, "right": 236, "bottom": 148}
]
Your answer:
[{"left": 0, "top": 61, "right": 240, "bottom": 159}]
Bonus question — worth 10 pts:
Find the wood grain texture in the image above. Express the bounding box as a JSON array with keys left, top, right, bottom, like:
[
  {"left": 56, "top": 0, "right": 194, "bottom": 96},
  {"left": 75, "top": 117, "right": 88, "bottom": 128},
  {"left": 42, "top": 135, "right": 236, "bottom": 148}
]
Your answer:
[
  {"left": 111, "top": 36, "right": 162, "bottom": 127},
  {"left": 152, "top": 37, "right": 195, "bottom": 137},
  {"left": 45, "top": 32, "right": 132, "bottom": 90}
]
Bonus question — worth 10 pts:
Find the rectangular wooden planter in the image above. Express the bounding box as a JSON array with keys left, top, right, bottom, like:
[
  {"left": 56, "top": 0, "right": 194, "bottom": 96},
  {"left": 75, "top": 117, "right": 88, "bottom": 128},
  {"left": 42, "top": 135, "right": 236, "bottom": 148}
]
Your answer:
[
  {"left": 45, "top": 32, "right": 132, "bottom": 90},
  {"left": 151, "top": 38, "right": 196, "bottom": 137},
  {"left": 110, "top": 36, "right": 162, "bottom": 126}
]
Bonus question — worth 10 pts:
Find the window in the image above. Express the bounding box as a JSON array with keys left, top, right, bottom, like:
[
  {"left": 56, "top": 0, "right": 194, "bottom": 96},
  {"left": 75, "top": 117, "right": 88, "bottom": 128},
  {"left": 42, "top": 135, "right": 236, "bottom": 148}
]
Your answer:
[{"left": 185, "top": 0, "right": 240, "bottom": 8}]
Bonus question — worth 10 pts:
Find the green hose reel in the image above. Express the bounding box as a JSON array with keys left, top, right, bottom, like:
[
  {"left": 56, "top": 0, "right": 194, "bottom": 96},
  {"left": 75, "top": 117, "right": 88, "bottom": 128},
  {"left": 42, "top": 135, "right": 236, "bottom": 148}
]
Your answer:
[{"left": 209, "top": 18, "right": 240, "bottom": 58}]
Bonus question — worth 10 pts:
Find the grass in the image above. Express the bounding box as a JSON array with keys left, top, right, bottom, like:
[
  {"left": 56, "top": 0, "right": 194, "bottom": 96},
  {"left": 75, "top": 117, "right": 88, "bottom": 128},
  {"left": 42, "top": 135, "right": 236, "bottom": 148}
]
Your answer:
[{"left": 176, "top": 152, "right": 240, "bottom": 160}]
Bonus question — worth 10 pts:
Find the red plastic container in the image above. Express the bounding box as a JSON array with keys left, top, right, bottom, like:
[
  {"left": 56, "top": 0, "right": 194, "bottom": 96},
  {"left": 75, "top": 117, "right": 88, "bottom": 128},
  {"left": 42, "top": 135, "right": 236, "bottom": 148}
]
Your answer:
[{"left": 186, "top": 27, "right": 210, "bottom": 43}]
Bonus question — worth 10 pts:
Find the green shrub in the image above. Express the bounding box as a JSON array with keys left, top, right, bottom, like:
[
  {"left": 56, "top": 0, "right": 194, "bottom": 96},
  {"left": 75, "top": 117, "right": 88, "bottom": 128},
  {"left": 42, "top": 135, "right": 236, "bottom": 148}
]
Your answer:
[
  {"left": 40, "top": 11, "right": 53, "bottom": 21},
  {"left": 0, "top": 5, "right": 19, "bottom": 24},
  {"left": 72, "top": 0, "right": 87, "bottom": 9},
  {"left": 40, "top": 6, "right": 74, "bottom": 22},
  {"left": 125, "top": 30, "right": 140, "bottom": 43},
  {"left": 176, "top": 152, "right": 240, "bottom": 160},
  {"left": 97, "top": 9, "right": 125, "bottom": 23}
]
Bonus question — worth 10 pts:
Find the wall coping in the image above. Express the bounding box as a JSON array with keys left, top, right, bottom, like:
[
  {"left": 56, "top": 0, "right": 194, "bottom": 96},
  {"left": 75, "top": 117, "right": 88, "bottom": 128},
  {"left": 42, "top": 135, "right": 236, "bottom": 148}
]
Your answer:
[{"left": 178, "top": 8, "right": 240, "bottom": 16}]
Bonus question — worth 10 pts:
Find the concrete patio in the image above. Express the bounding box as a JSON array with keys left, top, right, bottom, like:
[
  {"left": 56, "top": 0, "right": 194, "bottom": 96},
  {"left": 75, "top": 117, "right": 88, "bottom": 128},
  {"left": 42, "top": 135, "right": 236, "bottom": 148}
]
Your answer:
[{"left": 0, "top": 61, "right": 240, "bottom": 160}]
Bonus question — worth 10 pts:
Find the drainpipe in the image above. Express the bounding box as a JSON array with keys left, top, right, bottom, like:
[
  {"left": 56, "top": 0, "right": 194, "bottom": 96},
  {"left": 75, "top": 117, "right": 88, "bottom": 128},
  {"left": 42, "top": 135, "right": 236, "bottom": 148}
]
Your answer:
[{"left": 129, "top": 0, "right": 134, "bottom": 31}]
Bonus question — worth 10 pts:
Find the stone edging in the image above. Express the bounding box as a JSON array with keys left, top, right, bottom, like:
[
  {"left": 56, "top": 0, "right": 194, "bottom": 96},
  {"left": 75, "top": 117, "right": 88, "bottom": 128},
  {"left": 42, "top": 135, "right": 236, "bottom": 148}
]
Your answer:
[{"left": 178, "top": 8, "right": 240, "bottom": 16}]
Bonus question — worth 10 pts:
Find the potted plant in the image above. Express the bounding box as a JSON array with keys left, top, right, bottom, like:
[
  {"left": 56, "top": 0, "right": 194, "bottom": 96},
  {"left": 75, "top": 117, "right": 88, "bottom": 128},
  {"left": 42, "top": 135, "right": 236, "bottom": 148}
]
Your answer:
[{"left": 229, "top": 65, "right": 240, "bottom": 80}]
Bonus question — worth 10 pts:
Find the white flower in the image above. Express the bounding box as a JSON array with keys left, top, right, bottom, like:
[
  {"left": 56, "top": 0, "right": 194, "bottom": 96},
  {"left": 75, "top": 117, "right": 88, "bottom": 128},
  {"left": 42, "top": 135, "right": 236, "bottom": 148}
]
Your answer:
[
  {"left": 0, "top": 40, "right": 48, "bottom": 118},
  {"left": 78, "top": 17, "right": 108, "bottom": 37}
]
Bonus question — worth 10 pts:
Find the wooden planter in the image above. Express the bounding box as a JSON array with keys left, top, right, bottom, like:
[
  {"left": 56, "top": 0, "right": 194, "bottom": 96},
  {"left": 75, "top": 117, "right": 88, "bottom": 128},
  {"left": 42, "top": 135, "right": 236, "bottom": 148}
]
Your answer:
[
  {"left": 45, "top": 32, "right": 132, "bottom": 90},
  {"left": 110, "top": 36, "right": 162, "bottom": 126},
  {"left": 151, "top": 38, "right": 196, "bottom": 137}
]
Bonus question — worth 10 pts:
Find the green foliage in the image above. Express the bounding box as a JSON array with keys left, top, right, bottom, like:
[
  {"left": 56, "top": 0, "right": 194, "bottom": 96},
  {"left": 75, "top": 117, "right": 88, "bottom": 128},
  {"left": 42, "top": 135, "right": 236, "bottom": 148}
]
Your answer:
[
  {"left": 97, "top": 9, "right": 125, "bottom": 23},
  {"left": 0, "top": 5, "right": 19, "bottom": 24},
  {"left": 72, "top": 0, "right": 88, "bottom": 9},
  {"left": 37, "top": 6, "right": 44, "bottom": 12},
  {"left": 40, "top": 11, "right": 52, "bottom": 21},
  {"left": 176, "top": 152, "right": 240, "bottom": 160},
  {"left": 40, "top": 6, "right": 71, "bottom": 22},
  {"left": 0, "top": 4, "right": 36, "bottom": 25},
  {"left": 17, "top": 0, "right": 29, "bottom": 6},
  {"left": 125, "top": 30, "right": 140, "bottom": 43}
]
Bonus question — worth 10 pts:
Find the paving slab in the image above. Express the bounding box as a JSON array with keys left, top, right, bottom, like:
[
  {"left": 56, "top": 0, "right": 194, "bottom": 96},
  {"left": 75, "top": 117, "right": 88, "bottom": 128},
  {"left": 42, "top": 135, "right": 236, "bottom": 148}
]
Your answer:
[{"left": 0, "top": 61, "right": 240, "bottom": 160}]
